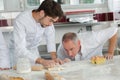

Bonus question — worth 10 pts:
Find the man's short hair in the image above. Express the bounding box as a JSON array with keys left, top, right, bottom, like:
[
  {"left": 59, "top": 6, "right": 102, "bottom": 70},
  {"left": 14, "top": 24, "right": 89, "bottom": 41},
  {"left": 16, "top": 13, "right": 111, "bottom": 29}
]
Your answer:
[
  {"left": 35, "top": 0, "right": 63, "bottom": 19},
  {"left": 62, "top": 32, "right": 79, "bottom": 43}
]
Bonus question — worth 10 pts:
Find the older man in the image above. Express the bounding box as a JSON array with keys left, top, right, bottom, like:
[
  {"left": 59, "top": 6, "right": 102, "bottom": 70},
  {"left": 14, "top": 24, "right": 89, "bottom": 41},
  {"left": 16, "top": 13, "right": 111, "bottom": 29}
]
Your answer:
[{"left": 57, "top": 26, "right": 118, "bottom": 62}]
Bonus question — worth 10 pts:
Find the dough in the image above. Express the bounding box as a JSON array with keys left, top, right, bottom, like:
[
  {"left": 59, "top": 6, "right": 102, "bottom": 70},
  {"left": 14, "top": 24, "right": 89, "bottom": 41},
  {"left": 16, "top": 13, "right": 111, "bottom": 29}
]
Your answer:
[
  {"left": 13, "top": 65, "right": 44, "bottom": 71},
  {"left": 31, "top": 65, "right": 44, "bottom": 71},
  {"left": 47, "top": 66, "right": 64, "bottom": 71},
  {"left": 91, "top": 56, "right": 106, "bottom": 64},
  {"left": 0, "top": 74, "right": 24, "bottom": 80},
  {"left": 45, "top": 71, "right": 65, "bottom": 80},
  {"left": 45, "top": 71, "right": 54, "bottom": 80},
  {"left": 9, "top": 77, "right": 24, "bottom": 80},
  {"left": 0, "top": 74, "right": 9, "bottom": 80}
]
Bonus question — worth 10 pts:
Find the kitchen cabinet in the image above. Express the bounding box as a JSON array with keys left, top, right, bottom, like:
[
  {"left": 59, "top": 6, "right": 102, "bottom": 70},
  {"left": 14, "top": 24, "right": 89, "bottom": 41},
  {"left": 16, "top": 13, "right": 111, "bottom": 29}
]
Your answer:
[
  {"left": 0, "top": 0, "right": 4, "bottom": 11},
  {"left": 3, "top": 0, "right": 24, "bottom": 12},
  {"left": 0, "top": 0, "right": 107, "bottom": 12},
  {"left": 24, "top": 0, "right": 41, "bottom": 9},
  {"left": 24, "top": 0, "right": 107, "bottom": 11},
  {"left": 24, "top": 0, "right": 57, "bottom": 10}
]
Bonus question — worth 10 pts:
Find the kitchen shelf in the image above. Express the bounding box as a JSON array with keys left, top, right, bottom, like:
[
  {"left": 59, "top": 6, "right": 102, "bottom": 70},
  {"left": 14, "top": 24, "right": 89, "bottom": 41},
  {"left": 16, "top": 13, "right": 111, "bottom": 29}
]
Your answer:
[
  {"left": 0, "top": 26, "right": 13, "bottom": 32},
  {"left": 0, "top": 22, "right": 100, "bottom": 32},
  {"left": 65, "top": 10, "right": 95, "bottom": 15},
  {"left": 54, "top": 22, "right": 99, "bottom": 27}
]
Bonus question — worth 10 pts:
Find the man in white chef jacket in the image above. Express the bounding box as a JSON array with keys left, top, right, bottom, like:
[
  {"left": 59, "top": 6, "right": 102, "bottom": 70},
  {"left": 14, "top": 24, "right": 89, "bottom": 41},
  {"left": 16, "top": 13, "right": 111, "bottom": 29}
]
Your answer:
[
  {"left": 0, "top": 30, "right": 10, "bottom": 70},
  {"left": 57, "top": 25, "right": 118, "bottom": 62},
  {"left": 10, "top": 0, "right": 64, "bottom": 67}
]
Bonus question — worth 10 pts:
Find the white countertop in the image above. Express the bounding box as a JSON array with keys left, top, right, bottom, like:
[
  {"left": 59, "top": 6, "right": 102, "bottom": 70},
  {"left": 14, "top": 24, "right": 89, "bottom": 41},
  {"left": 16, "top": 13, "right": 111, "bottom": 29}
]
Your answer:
[{"left": 0, "top": 55, "right": 120, "bottom": 80}]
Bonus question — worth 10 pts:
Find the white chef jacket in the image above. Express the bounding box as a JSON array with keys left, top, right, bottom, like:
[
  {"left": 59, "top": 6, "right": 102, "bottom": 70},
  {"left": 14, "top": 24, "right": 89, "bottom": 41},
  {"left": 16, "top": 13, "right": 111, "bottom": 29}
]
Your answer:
[
  {"left": 57, "top": 26, "right": 118, "bottom": 61},
  {"left": 0, "top": 30, "right": 10, "bottom": 68},
  {"left": 11, "top": 10, "right": 56, "bottom": 64}
]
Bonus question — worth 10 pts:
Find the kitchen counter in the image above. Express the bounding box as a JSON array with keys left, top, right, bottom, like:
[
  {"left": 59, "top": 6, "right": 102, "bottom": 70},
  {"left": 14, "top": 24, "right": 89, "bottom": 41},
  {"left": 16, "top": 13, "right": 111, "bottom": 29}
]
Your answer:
[{"left": 0, "top": 55, "right": 120, "bottom": 80}]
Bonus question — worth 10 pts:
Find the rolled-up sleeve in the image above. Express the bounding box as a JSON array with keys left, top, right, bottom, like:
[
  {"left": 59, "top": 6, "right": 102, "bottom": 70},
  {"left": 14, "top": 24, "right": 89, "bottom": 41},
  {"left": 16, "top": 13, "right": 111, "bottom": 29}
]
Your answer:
[{"left": 44, "top": 25, "right": 56, "bottom": 53}]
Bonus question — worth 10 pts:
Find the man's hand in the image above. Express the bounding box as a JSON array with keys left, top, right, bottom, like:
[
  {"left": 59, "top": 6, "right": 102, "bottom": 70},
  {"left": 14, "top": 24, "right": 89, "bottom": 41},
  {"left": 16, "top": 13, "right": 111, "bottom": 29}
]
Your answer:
[
  {"left": 63, "top": 58, "right": 71, "bottom": 63},
  {"left": 41, "top": 59, "right": 57, "bottom": 68},
  {"left": 53, "top": 58, "right": 64, "bottom": 65},
  {"left": 106, "top": 33, "right": 117, "bottom": 59},
  {"left": 104, "top": 53, "right": 114, "bottom": 60},
  {"left": 36, "top": 58, "right": 56, "bottom": 68},
  {"left": 50, "top": 52, "right": 64, "bottom": 65}
]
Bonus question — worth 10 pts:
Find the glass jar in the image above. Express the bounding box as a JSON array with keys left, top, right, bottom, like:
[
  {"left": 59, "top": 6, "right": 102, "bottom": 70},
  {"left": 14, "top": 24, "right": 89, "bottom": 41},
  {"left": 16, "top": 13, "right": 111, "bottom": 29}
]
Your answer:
[{"left": 17, "top": 57, "right": 31, "bottom": 73}]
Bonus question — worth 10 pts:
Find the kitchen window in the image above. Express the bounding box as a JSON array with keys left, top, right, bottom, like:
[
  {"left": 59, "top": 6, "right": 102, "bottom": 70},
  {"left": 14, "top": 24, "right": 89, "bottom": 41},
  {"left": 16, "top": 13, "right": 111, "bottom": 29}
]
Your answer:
[{"left": 0, "top": 0, "right": 4, "bottom": 11}]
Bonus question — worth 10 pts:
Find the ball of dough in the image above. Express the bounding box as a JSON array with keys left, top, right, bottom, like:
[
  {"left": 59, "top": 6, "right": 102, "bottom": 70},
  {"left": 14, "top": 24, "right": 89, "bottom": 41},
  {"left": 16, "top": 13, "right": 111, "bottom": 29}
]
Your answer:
[{"left": 0, "top": 74, "right": 9, "bottom": 80}]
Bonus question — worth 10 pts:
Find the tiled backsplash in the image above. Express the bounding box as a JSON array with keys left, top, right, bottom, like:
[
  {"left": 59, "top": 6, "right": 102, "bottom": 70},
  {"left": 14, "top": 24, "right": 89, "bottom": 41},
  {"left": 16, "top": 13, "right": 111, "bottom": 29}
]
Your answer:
[
  {"left": 0, "top": 19, "right": 9, "bottom": 26},
  {"left": 93, "top": 12, "right": 120, "bottom": 22},
  {"left": 0, "top": 12, "right": 20, "bottom": 27}
]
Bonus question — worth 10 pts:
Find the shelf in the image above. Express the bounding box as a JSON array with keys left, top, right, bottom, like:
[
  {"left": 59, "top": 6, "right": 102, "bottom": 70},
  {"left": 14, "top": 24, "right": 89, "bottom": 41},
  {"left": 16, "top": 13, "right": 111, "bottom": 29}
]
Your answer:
[
  {"left": 0, "top": 26, "right": 13, "bottom": 32},
  {"left": 54, "top": 22, "right": 99, "bottom": 27},
  {"left": 0, "top": 22, "right": 100, "bottom": 32},
  {"left": 65, "top": 10, "right": 95, "bottom": 15}
]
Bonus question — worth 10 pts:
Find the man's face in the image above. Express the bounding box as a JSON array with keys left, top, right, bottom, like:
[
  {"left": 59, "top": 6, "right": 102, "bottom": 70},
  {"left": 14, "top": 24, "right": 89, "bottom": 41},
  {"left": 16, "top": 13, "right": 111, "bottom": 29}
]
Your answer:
[
  {"left": 38, "top": 11, "right": 59, "bottom": 27},
  {"left": 63, "top": 40, "right": 80, "bottom": 59}
]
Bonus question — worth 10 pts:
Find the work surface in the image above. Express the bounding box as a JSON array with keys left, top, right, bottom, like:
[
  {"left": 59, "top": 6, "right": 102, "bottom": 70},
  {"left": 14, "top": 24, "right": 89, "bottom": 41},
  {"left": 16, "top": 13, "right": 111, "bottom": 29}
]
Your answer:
[{"left": 0, "top": 55, "right": 120, "bottom": 80}]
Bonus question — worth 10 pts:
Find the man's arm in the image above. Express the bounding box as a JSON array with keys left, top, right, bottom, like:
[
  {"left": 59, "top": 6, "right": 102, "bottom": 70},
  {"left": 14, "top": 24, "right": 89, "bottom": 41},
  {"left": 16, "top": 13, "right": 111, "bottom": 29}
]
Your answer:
[
  {"left": 50, "top": 52, "right": 64, "bottom": 64},
  {"left": 105, "top": 33, "right": 117, "bottom": 59},
  {"left": 44, "top": 26, "right": 64, "bottom": 64},
  {"left": 50, "top": 52, "right": 57, "bottom": 59}
]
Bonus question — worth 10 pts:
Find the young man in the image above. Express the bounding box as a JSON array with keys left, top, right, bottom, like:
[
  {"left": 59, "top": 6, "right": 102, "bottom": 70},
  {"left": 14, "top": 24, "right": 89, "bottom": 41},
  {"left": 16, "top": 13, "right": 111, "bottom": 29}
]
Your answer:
[
  {"left": 0, "top": 30, "right": 10, "bottom": 70},
  {"left": 57, "top": 26, "right": 118, "bottom": 62},
  {"left": 11, "top": 0, "right": 63, "bottom": 67}
]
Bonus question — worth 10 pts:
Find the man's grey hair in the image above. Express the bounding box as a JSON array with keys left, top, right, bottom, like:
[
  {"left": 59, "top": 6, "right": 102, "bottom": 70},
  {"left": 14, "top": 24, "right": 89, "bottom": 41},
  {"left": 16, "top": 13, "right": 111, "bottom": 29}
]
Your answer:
[{"left": 62, "top": 32, "right": 79, "bottom": 44}]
